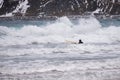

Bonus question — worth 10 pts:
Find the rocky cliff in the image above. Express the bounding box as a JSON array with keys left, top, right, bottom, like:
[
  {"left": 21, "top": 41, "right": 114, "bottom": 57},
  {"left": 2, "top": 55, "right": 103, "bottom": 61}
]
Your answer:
[{"left": 0, "top": 0, "right": 120, "bottom": 17}]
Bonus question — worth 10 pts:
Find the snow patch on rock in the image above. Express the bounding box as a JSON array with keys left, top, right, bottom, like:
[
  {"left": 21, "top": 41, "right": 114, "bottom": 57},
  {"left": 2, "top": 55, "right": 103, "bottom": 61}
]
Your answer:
[
  {"left": 92, "top": 8, "right": 101, "bottom": 14},
  {"left": 13, "top": 0, "right": 30, "bottom": 15},
  {"left": 40, "top": 0, "right": 53, "bottom": 8},
  {"left": 0, "top": 0, "right": 4, "bottom": 8},
  {"left": 0, "top": 0, "right": 30, "bottom": 17}
]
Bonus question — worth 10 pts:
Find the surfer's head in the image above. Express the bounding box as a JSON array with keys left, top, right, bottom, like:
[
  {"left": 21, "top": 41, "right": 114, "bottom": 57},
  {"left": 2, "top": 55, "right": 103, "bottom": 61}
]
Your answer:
[{"left": 78, "top": 39, "right": 83, "bottom": 44}]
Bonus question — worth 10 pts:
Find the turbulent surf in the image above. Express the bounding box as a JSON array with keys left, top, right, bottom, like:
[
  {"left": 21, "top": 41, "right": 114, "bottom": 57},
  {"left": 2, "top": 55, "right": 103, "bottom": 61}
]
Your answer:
[{"left": 0, "top": 17, "right": 120, "bottom": 80}]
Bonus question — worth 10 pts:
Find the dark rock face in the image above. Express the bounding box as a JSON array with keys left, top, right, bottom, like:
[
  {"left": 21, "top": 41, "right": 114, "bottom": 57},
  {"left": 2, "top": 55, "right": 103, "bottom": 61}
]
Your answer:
[
  {"left": 0, "top": 0, "right": 19, "bottom": 15},
  {"left": 0, "top": 0, "right": 120, "bottom": 17}
]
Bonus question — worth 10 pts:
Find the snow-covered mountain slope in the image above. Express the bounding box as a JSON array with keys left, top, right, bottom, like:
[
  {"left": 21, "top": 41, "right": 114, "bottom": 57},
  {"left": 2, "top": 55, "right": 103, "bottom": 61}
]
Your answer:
[{"left": 0, "top": 0, "right": 120, "bottom": 17}]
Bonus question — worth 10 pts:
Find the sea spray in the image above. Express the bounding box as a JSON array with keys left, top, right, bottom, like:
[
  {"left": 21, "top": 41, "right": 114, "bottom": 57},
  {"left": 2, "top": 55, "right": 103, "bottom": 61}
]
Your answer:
[
  {"left": 0, "top": 17, "right": 120, "bottom": 46},
  {"left": 0, "top": 17, "right": 120, "bottom": 80}
]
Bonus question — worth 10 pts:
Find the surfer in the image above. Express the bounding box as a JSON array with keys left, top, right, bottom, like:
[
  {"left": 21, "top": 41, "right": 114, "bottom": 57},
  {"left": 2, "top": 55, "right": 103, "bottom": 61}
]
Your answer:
[
  {"left": 78, "top": 39, "right": 83, "bottom": 44},
  {"left": 65, "top": 39, "right": 83, "bottom": 44}
]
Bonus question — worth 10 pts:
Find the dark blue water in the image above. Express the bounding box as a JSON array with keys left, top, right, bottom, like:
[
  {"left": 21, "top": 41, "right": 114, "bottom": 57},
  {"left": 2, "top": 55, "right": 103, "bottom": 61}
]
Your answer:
[{"left": 0, "top": 18, "right": 120, "bottom": 28}]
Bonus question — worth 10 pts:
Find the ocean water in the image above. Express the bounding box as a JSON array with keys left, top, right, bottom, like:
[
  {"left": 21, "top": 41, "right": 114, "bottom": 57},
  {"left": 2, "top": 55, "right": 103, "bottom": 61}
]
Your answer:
[{"left": 0, "top": 17, "right": 120, "bottom": 80}]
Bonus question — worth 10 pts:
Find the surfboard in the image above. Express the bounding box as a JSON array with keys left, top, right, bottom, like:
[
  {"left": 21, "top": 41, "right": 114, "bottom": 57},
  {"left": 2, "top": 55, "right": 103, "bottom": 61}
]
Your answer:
[{"left": 65, "top": 40, "right": 78, "bottom": 44}]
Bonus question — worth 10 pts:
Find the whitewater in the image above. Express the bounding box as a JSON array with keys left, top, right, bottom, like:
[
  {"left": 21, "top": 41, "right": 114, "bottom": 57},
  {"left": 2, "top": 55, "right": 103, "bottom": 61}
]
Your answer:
[{"left": 0, "top": 17, "right": 120, "bottom": 80}]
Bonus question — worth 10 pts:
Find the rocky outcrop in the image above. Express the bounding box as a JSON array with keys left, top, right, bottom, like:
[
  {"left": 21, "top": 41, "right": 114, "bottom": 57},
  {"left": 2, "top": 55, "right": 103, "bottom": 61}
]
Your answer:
[{"left": 0, "top": 0, "right": 120, "bottom": 17}]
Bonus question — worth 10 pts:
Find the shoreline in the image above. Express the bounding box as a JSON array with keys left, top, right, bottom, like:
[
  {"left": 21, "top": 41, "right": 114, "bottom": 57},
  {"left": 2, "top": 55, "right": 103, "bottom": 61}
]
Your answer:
[{"left": 0, "top": 15, "right": 120, "bottom": 21}]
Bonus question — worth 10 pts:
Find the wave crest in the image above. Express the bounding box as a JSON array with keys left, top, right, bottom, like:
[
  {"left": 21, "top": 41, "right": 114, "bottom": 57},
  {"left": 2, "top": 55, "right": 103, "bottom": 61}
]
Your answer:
[{"left": 0, "top": 17, "right": 120, "bottom": 46}]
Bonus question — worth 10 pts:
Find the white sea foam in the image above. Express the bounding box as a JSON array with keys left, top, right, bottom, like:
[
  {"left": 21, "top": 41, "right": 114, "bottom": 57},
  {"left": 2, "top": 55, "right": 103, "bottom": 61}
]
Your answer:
[
  {"left": 0, "top": 17, "right": 120, "bottom": 78},
  {"left": 0, "top": 17, "right": 120, "bottom": 57},
  {"left": 1, "top": 58, "right": 120, "bottom": 74},
  {"left": 0, "top": 17, "right": 120, "bottom": 46}
]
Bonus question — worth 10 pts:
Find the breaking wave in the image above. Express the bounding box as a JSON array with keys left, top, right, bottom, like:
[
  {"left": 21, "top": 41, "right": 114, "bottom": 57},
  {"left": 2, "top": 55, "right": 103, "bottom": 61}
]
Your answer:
[
  {"left": 0, "top": 17, "right": 120, "bottom": 46},
  {"left": 0, "top": 17, "right": 120, "bottom": 78}
]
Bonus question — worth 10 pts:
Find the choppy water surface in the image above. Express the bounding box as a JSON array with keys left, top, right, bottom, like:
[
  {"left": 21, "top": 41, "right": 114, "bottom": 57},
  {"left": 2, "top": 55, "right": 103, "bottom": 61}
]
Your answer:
[{"left": 0, "top": 17, "right": 120, "bottom": 80}]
